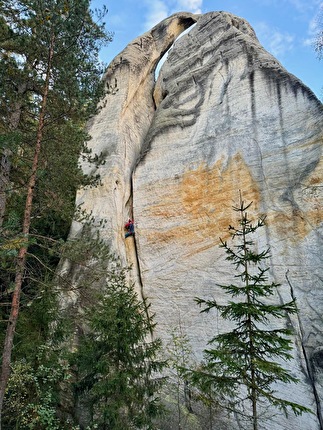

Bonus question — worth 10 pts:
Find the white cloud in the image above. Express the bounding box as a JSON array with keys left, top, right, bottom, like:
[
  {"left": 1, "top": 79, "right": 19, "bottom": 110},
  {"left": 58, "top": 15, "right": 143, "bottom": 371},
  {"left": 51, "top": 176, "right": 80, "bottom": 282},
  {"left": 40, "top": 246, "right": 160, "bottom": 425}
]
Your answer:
[
  {"left": 303, "top": 2, "right": 322, "bottom": 47},
  {"left": 303, "top": 16, "right": 319, "bottom": 46},
  {"left": 287, "top": 0, "right": 310, "bottom": 13},
  {"left": 142, "top": 0, "right": 203, "bottom": 31},
  {"left": 269, "top": 31, "right": 295, "bottom": 57},
  {"left": 108, "top": 13, "right": 124, "bottom": 28},
  {"left": 257, "top": 0, "right": 322, "bottom": 14},
  {"left": 286, "top": 0, "right": 322, "bottom": 13},
  {"left": 176, "top": 0, "right": 202, "bottom": 13},
  {"left": 143, "top": 0, "right": 169, "bottom": 31},
  {"left": 255, "top": 22, "right": 294, "bottom": 58}
]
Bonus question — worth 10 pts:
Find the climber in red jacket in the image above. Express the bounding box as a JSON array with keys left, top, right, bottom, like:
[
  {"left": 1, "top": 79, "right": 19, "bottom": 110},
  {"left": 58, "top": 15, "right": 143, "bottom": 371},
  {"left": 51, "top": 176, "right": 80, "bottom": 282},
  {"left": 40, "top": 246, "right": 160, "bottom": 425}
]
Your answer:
[{"left": 125, "top": 219, "right": 135, "bottom": 238}]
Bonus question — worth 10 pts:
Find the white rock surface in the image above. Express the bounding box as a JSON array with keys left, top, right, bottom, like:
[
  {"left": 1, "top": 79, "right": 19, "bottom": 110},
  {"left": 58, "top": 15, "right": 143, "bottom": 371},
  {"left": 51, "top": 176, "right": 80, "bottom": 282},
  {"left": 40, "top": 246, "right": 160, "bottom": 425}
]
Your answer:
[
  {"left": 67, "top": 11, "right": 323, "bottom": 429},
  {"left": 67, "top": 11, "right": 198, "bottom": 297}
]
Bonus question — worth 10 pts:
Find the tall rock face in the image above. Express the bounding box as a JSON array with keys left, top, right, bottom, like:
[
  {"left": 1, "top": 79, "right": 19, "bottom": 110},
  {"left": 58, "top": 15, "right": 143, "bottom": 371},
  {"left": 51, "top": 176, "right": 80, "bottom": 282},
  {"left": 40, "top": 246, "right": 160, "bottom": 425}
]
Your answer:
[{"left": 67, "top": 11, "right": 323, "bottom": 429}]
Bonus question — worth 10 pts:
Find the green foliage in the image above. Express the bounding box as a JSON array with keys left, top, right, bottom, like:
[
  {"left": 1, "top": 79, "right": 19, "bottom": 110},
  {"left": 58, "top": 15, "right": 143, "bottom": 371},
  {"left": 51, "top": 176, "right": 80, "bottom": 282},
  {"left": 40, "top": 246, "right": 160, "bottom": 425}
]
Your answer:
[
  {"left": 0, "top": 0, "right": 112, "bottom": 258},
  {"left": 0, "top": 1, "right": 115, "bottom": 427},
  {"left": 72, "top": 260, "right": 166, "bottom": 429},
  {"left": 162, "top": 326, "right": 198, "bottom": 429},
  {"left": 190, "top": 196, "right": 311, "bottom": 429},
  {"left": 167, "top": 326, "right": 194, "bottom": 377},
  {"left": 3, "top": 340, "right": 75, "bottom": 429},
  {"left": 0, "top": 0, "right": 112, "bottom": 366},
  {"left": 1, "top": 248, "right": 75, "bottom": 430}
]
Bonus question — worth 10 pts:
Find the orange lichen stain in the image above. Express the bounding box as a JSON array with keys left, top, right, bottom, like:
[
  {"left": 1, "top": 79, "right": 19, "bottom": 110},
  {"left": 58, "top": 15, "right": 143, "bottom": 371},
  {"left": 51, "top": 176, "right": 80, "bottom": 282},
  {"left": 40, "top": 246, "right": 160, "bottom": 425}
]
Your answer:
[
  {"left": 181, "top": 154, "right": 260, "bottom": 244},
  {"left": 266, "top": 211, "right": 299, "bottom": 244},
  {"left": 267, "top": 207, "right": 322, "bottom": 243},
  {"left": 308, "top": 176, "right": 321, "bottom": 185},
  {"left": 145, "top": 153, "right": 261, "bottom": 251},
  {"left": 267, "top": 155, "right": 323, "bottom": 241}
]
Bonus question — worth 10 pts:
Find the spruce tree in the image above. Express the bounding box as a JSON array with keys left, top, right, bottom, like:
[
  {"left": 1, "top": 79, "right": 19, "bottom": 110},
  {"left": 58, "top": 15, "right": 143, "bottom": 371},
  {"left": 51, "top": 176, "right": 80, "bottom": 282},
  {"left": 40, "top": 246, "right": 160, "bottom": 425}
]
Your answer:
[
  {"left": 73, "top": 261, "right": 165, "bottom": 430},
  {"left": 191, "top": 196, "right": 311, "bottom": 430}
]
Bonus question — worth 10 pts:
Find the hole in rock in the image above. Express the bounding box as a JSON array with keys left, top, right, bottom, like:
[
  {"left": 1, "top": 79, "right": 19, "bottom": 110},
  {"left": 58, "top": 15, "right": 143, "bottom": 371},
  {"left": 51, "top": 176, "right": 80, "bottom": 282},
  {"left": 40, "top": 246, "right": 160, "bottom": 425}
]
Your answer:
[{"left": 154, "top": 23, "right": 197, "bottom": 80}]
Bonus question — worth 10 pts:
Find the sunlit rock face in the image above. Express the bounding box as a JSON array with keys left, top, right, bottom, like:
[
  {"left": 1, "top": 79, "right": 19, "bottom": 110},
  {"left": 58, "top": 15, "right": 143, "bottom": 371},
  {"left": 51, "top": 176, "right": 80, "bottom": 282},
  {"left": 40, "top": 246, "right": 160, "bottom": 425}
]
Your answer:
[{"left": 68, "top": 10, "right": 323, "bottom": 429}]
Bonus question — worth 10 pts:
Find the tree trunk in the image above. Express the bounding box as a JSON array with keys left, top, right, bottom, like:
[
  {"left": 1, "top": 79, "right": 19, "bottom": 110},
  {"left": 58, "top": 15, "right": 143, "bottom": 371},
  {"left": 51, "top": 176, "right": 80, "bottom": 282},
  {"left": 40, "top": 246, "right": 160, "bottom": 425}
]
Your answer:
[
  {"left": 0, "top": 83, "right": 27, "bottom": 226},
  {"left": 0, "top": 150, "right": 11, "bottom": 226},
  {"left": 0, "top": 33, "right": 55, "bottom": 429},
  {"left": 241, "top": 198, "right": 258, "bottom": 430}
]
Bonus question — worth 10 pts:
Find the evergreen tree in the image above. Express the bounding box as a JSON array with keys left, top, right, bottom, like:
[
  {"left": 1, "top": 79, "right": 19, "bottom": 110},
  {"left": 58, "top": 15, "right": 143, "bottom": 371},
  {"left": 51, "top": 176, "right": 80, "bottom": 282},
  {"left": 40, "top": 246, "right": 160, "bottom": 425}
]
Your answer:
[
  {"left": 0, "top": 1, "right": 112, "bottom": 425},
  {"left": 2, "top": 229, "right": 109, "bottom": 429},
  {"left": 164, "top": 326, "right": 196, "bottom": 429},
  {"left": 73, "top": 261, "right": 166, "bottom": 430},
  {"left": 0, "top": 0, "right": 110, "bottom": 225},
  {"left": 190, "top": 196, "right": 311, "bottom": 430}
]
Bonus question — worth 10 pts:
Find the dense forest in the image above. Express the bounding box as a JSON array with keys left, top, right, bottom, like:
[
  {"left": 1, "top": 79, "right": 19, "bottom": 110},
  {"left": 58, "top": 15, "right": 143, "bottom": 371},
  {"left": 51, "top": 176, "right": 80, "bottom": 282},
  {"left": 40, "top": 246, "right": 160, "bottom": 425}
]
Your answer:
[{"left": 0, "top": 1, "right": 321, "bottom": 429}]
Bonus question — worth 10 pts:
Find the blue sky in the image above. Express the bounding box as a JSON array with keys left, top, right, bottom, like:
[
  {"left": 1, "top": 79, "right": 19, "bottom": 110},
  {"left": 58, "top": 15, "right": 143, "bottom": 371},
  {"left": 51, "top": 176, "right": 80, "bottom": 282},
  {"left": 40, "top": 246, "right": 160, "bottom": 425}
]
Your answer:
[{"left": 91, "top": 0, "right": 323, "bottom": 100}]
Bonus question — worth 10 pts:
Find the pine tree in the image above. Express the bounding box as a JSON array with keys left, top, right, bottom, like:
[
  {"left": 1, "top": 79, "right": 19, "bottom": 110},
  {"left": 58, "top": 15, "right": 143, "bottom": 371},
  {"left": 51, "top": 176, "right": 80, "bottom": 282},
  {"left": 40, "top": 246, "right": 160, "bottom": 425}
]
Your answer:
[
  {"left": 0, "top": 0, "right": 107, "bottom": 224},
  {"left": 73, "top": 261, "right": 166, "bottom": 430},
  {"left": 0, "top": 1, "right": 112, "bottom": 426},
  {"left": 191, "top": 196, "right": 311, "bottom": 430}
]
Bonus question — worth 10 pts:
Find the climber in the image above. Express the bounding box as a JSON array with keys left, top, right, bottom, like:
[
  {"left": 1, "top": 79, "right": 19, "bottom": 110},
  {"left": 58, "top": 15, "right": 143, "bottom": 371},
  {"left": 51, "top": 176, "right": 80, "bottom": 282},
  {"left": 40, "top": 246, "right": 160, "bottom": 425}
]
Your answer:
[{"left": 124, "top": 219, "right": 135, "bottom": 238}]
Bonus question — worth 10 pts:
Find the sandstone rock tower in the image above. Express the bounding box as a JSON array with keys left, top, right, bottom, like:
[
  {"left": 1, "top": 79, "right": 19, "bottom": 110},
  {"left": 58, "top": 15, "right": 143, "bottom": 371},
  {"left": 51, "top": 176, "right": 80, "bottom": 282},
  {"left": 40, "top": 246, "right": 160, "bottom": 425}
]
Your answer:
[{"left": 66, "top": 11, "right": 323, "bottom": 429}]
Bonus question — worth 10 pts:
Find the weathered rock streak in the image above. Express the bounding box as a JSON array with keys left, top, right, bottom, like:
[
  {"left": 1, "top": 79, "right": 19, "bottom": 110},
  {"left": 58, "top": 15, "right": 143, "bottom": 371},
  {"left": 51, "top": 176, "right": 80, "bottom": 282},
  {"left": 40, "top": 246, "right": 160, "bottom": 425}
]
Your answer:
[{"left": 69, "top": 11, "right": 323, "bottom": 429}]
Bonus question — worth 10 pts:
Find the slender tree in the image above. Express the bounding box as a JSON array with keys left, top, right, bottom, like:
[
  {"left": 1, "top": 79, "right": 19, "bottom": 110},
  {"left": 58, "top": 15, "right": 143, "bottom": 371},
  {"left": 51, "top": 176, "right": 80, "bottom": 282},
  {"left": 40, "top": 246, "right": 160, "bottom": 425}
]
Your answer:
[
  {"left": 165, "top": 326, "right": 195, "bottom": 429},
  {"left": 0, "top": 29, "right": 55, "bottom": 425},
  {"left": 73, "top": 260, "right": 165, "bottom": 430},
  {"left": 190, "top": 196, "right": 311, "bottom": 430},
  {"left": 0, "top": 1, "right": 111, "bottom": 426}
]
